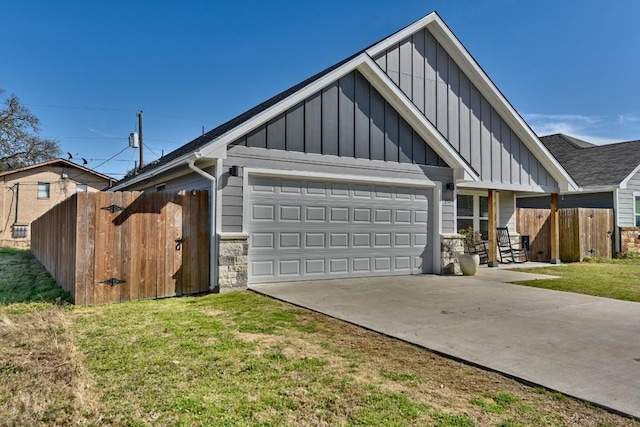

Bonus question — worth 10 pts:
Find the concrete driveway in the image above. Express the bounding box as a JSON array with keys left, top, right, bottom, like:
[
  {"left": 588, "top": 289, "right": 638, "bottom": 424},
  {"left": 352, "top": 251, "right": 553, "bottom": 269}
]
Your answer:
[{"left": 251, "top": 267, "right": 640, "bottom": 418}]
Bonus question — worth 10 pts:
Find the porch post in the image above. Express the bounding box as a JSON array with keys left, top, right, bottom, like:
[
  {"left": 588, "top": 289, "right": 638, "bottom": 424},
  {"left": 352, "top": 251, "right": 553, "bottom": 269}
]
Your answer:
[
  {"left": 487, "top": 189, "right": 498, "bottom": 267},
  {"left": 550, "top": 193, "right": 561, "bottom": 264}
]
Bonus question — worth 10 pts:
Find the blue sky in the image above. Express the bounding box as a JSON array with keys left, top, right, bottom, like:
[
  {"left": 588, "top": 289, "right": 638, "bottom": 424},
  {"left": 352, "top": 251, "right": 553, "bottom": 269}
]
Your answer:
[{"left": 2, "top": 1, "right": 639, "bottom": 178}]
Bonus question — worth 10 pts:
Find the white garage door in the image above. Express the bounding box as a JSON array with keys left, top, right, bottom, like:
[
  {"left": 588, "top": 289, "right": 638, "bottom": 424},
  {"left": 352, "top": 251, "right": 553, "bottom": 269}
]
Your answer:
[{"left": 247, "top": 176, "right": 431, "bottom": 283}]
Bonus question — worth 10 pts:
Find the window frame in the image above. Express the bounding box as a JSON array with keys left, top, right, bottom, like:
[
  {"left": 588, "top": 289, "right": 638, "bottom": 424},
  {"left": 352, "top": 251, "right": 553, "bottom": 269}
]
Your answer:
[
  {"left": 37, "top": 182, "right": 50, "bottom": 199},
  {"left": 634, "top": 192, "right": 640, "bottom": 227},
  {"left": 12, "top": 224, "right": 28, "bottom": 238},
  {"left": 456, "top": 192, "right": 493, "bottom": 240}
]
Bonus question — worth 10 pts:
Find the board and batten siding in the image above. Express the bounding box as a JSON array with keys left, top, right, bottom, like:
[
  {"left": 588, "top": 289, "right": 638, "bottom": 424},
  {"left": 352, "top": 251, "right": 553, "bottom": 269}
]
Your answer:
[
  {"left": 498, "top": 191, "right": 517, "bottom": 231},
  {"left": 618, "top": 172, "right": 640, "bottom": 227},
  {"left": 221, "top": 146, "right": 455, "bottom": 235},
  {"left": 230, "top": 70, "right": 447, "bottom": 168},
  {"left": 373, "top": 28, "right": 556, "bottom": 189}
]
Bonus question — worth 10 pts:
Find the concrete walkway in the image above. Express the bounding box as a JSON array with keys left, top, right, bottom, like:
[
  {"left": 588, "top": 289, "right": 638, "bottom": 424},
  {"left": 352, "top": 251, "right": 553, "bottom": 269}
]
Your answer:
[{"left": 251, "top": 267, "right": 640, "bottom": 418}]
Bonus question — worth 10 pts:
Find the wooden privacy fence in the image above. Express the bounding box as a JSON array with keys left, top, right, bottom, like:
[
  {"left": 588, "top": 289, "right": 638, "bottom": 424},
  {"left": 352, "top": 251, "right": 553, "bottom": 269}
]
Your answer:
[
  {"left": 516, "top": 207, "right": 614, "bottom": 262},
  {"left": 31, "top": 190, "right": 210, "bottom": 305}
]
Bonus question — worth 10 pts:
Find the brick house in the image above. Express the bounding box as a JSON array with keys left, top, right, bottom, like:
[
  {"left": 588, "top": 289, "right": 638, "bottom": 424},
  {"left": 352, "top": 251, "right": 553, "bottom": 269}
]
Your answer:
[{"left": 0, "top": 158, "right": 113, "bottom": 246}]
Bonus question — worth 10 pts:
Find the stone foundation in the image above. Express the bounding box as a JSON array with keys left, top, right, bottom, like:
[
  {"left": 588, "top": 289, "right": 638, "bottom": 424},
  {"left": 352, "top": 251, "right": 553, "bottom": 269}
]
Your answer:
[
  {"left": 218, "top": 233, "right": 249, "bottom": 291},
  {"left": 620, "top": 227, "right": 640, "bottom": 254},
  {"left": 441, "top": 233, "right": 464, "bottom": 275}
]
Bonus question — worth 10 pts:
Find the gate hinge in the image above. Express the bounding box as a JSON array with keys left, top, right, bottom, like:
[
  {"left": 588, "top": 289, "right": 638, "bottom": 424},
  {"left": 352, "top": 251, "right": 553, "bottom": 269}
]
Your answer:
[
  {"left": 101, "top": 204, "right": 124, "bottom": 213},
  {"left": 100, "top": 278, "right": 126, "bottom": 287}
]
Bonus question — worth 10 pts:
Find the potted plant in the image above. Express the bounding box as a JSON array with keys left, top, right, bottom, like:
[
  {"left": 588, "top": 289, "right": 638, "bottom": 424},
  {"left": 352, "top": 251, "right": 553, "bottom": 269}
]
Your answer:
[{"left": 457, "top": 226, "right": 481, "bottom": 276}]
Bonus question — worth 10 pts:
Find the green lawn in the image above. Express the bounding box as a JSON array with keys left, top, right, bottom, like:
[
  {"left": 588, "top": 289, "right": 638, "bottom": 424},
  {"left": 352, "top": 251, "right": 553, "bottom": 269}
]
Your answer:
[
  {"left": 512, "top": 258, "right": 640, "bottom": 302},
  {"left": 0, "top": 247, "right": 71, "bottom": 304},
  {"left": 1, "top": 249, "right": 638, "bottom": 426}
]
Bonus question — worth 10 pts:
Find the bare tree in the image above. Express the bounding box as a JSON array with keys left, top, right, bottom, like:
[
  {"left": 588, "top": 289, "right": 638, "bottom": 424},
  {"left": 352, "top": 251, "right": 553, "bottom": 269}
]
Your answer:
[{"left": 0, "top": 89, "right": 61, "bottom": 170}]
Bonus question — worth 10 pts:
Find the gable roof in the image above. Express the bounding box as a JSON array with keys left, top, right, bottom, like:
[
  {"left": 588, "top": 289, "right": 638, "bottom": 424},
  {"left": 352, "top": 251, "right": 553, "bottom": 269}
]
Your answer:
[
  {"left": 0, "top": 158, "right": 113, "bottom": 181},
  {"left": 112, "top": 12, "right": 576, "bottom": 192},
  {"left": 540, "top": 134, "right": 640, "bottom": 188}
]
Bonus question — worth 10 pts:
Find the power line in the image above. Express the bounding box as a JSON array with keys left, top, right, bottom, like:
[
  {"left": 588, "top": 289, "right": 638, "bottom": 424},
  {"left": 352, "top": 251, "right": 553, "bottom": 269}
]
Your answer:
[
  {"left": 43, "top": 135, "right": 182, "bottom": 144},
  {"left": 91, "top": 145, "right": 131, "bottom": 170},
  {"left": 27, "top": 103, "right": 135, "bottom": 113},
  {"left": 27, "top": 103, "right": 212, "bottom": 124}
]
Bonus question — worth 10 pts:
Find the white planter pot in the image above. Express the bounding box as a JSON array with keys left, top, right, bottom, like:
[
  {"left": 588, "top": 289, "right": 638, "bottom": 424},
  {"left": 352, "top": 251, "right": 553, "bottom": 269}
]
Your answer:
[{"left": 458, "top": 253, "right": 480, "bottom": 276}]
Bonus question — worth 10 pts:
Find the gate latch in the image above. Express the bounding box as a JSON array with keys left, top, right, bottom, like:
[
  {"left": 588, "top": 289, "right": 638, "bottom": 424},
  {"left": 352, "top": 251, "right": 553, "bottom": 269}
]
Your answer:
[
  {"left": 100, "top": 278, "right": 126, "bottom": 287},
  {"left": 175, "top": 237, "right": 184, "bottom": 250}
]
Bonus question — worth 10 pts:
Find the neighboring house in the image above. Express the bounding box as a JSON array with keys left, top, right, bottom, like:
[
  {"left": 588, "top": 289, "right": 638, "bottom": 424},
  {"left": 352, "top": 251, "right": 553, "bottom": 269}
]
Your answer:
[
  {"left": 0, "top": 158, "right": 113, "bottom": 246},
  {"left": 110, "top": 12, "right": 576, "bottom": 290},
  {"left": 517, "top": 133, "right": 640, "bottom": 253}
]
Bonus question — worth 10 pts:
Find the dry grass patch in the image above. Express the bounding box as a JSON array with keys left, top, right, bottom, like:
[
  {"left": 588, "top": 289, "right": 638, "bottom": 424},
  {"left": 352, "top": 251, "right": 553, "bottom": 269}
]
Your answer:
[{"left": 0, "top": 305, "right": 102, "bottom": 426}]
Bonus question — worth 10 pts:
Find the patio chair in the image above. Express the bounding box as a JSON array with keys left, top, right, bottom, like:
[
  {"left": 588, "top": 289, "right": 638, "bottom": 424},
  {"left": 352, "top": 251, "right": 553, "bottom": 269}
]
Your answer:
[
  {"left": 464, "top": 238, "right": 489, "bottom": 264},
  {"left": 496, "top": 227, "right": 528, "bottom": 263}
]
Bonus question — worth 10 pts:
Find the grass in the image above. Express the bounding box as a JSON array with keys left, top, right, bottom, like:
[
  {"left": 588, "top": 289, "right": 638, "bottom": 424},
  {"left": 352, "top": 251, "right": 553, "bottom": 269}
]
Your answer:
[
  {"left": 0, "top": 249, "right": 638, "bottom": 426},
  {"left": 2, "top": 293, "right": 638, "bottom": 426},
  {"left": 0, "top": 248, "right": 71, "bottom": 304},
  {"left": 512, "top": 257, "right": 640, "bottom": 302}
]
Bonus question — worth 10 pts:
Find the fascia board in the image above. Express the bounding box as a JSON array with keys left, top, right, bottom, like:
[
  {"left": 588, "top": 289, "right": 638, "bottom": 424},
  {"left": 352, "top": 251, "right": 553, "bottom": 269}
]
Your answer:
[
  {"left": 357, "top": 58, "right": 478, "bottom": 180},
  {"left": 110, "top": 154, "right": 195, "bottom": 190},
  {"left": 424, "top": 16, "right": 578, "bottom": 192},
  {"left": 110, "top": 150, "right": 219, "bottom": 191}
]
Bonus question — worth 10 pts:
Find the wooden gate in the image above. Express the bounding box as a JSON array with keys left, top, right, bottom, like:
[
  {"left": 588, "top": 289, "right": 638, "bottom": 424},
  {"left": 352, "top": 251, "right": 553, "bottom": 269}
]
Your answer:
[
  {"left": 516, "top": 208, "right": 550, "bottom": 261},
  {"left": 31, "top": 190, "right": 210, "bottom": 305},
  {"left": 516, "top": 207, "right": 614, "bottom": 262}
]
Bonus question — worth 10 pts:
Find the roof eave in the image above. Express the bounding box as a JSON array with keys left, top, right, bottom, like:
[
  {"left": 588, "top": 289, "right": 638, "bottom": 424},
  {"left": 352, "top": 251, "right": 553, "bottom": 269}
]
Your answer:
[
  {"left": 619, "top": 163, "right": 640, "bottom": 189},
  {"left": 110, "top": 143, "right": 227, "bottom": 191}
]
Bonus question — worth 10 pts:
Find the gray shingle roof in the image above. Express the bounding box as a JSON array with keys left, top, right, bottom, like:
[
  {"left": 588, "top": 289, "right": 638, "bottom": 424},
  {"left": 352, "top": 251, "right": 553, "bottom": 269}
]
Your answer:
[{"left": 540, "top": 134, "right": 640, "bottom": 187}]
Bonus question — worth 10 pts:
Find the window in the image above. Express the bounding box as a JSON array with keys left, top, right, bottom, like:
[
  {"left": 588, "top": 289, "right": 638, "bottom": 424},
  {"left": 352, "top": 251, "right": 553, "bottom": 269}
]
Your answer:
[
  {"left": 76, "top": 184, "right": 87, "bottom": 193},
  {"left": 457, "top": 194, "right": 490, "bottom": 240},
  {"left": 635, "top": 195, "right": 640, "bottom": 227},
  {"left": 37, "top": 182, "right": 50, "bottom": 199},
  {"left": 12, "top": 224, "right": 28, "bottom": 238}
]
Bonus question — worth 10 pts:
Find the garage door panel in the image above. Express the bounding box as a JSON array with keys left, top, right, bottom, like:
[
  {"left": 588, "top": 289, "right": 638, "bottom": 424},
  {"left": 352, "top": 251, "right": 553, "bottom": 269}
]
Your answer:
[
  {"left": 248, "top": 176, "right": 431, "bottom": 283},
  {"left": 330, "top": 258, "right": 349, "bottom": 273},
  {"left": 252, "top": 232, "right": 274, "bottom": 248},
  {"left": 279, "top": 260, "right": 301, "bottom": 276},
  {"left": 252, "top": 204, "right": 275, "bottom": 221},
  {"left": 395, "top": 256, "right": 411, "bottom": 270},
  {"left": 329, "top": 233, "right": 349, "bottom": 248},
  {"left": 305, "top": 232, "right": 325, "bottom": 248},
  {"left": 279, "top": 233, "right": 301, "bottom": 249}
]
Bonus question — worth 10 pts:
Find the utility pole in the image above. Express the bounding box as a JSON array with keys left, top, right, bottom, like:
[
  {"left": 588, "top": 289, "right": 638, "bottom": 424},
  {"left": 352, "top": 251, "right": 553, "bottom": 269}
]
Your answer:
[{"left": 137, "top": 110, "right": 144, "bottom": 169}]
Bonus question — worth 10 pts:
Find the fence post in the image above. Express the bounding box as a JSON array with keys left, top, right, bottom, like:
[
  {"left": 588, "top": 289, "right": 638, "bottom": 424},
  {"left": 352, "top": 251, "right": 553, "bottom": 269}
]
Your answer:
[{"left": 550, "top": 193, "right": 561, "bottom": 264}]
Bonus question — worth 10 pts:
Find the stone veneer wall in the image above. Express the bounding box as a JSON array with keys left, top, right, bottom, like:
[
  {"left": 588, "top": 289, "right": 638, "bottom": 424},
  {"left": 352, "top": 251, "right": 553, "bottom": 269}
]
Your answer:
[
  {"left": 218, "top": 234, "right": 249, "bottom": 291},
  {"left": 441, "top": 233, "right": 464, "bottom": 275},
  {"left": 620, "top": 227, "right": 640, "bottom": 254}
]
